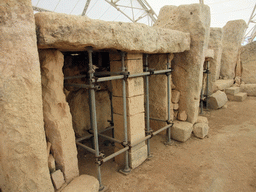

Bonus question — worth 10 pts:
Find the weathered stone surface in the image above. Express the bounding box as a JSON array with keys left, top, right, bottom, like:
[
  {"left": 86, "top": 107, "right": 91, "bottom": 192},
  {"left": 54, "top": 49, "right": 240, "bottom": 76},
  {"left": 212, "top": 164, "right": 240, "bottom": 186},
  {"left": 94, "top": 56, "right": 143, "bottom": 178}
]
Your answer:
[
  {"left": 68, "top": 89, "right": 111, "bottom": 137},
  {"left": 205, "top": 49, "right": 214, "bottom": 59},
  {"left": 172, "top": 121, "right": 193, "bottom": 142},
  {"left": 148, "top": 54, "right": 173, "bottom": 131},
  {"left": 51, "top": 170, "right": 65, "bottom": 189},
  {"left": 0, "top": 1, "right": 54, "bottom": 191},
  {"left": 208, "top": 90, "right": 228, "bottom": 109},
  {"left": 61, "top": 175, "right": 99, "bottom": 192},
  {"left": 214, "top": 79, "right": 234, "bottom": 91},
  {"left": 155, "top": 4, "right": 211, "bottom": 124},
  {"left": 208, "top": 28, "right": 223, "bottom": 95},
  {"left": 225, "top": 87, "right": 240, "bottom": 95},
  {"left": 193, "top": 123, "right": 209, "bottom": 139},
  {"left": 220, "top": 20, "right": 247, "bottom": 79},
  {"left": 240, "top": 84, "right": 256, "bottom": 96},
  {"left": 227, "top": 92, "right": 247, "bottom": 102},
  {"left": 241, "top": 41, "right": 256, "bottom": 84},
  {"left": 48, "top": 154, "right": 56, "bottom": 173},
  {"left": 178, "top": 111, "right": 187, "bottom": 121},
  {"left": 35, "top": 12, "right": 190, "bottom": 53},
  {"left": 171, "top": 90, "right": 180, "bottom": 104},
  {"left": 40, "top": 50, "right": 79, "bottom": 182},
  {"left": 173, "top": 103, "right": 179, "bottom": 110},
  {"left": 197, "top": 116, "right": 208, "bottom": 124}
]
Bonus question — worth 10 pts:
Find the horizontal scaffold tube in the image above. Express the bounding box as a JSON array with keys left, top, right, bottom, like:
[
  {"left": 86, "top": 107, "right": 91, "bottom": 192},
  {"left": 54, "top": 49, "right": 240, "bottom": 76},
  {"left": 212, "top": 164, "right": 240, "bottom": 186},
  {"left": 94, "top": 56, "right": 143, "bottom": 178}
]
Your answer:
[
  {"left": 76, "top": 142, "right": 97, "bottom": 154},
  {"left": 98, "top": 133, "right": 122, "bottom": 144},
  {"left": 102, "top": 146, "right": 129, "bottom": 163}
]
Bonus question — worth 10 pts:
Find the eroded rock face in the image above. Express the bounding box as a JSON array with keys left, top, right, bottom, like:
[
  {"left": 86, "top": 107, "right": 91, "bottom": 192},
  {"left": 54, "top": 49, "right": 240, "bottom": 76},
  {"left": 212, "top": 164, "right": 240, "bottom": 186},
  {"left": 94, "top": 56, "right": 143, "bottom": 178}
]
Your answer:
[
  {"left": 0, "top": 1, "right": 54, "bottom": 191},
  {"left": 40, "top": 49, "right": 79, "bottom": 182},
  {"left": 241, "top": 41, "right": 256, "bottom": 84},
  {"left": 208, "top": 28, "right": 223, "bottom": 95},
  {"left": 220, "top": 20, "right": 247, "bottom": 79},
  {"left": 155, "top": 4, "right": 211, "bottom": 124},
  {"left": 68, "top": 89, "right": 111, "bottom": 137},
  {"left": 34, "top": 12, "right": 190, "bottom": 53}
]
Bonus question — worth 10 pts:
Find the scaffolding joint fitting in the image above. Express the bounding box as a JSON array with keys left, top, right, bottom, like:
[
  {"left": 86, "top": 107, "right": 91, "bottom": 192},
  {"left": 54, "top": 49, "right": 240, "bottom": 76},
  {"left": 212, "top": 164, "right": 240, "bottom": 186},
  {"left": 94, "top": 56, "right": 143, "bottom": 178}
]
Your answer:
[
  {"left": 148, "top": 68, "right": 155, "bottom": 75},
  {"left": 121, "top": 141, "right": 128, "bottom": 147},
  {"left": 204, "top": 69, "right": 210, "bottom": 74},
  {"left": 165, "top": 72, "right": 172, "bottom": 76},
  {"left": 145, "top": 129, "right": 153, "bottom": 135},
  {"left": 166, "top": 120, "right": 173, "bottom": 125},
  {"left": 107, "top": 120, "right": 114, "bottom": 126}
]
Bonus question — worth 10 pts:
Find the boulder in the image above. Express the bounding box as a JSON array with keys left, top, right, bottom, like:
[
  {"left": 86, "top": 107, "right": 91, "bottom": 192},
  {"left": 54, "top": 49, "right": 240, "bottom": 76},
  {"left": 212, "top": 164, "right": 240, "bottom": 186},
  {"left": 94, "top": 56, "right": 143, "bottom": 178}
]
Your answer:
[
  {"left": 208, "top": 28, "right": 223, "bottom": 95},
  {"left": 172, "top": 121, "right": 193, "bottom": 142},
  {"left": 155, "top": 4, "right": 211, "bottom": 124},
  {"left": 61, "top": 175, "right": 99, "bottom": 192},
  {"left": 197, "top": 116, "right": 208, "bottom": 124},
  {"left": 193, "top": 123, "right": 209, "bottom": 139},
  {"left": 35, "top": 12, "right": 190, "bottom": 53},
  {"left": 240, "top": 84, "right": 256, "bottom": 96},
  {"left": 0, "top": 1, "right": 54, "bottom": 191},
  {"left": 40, "top": 50, "right": 79, "bottom": 182},
  {"left": 241, "top": 41, "right": 256, "bottom": 84},
  {"left": 208, "top": 90, "right": 228, "bottom": 109},
  {"left": 220, "top": 20, "right": 247, "bottom": 79}
]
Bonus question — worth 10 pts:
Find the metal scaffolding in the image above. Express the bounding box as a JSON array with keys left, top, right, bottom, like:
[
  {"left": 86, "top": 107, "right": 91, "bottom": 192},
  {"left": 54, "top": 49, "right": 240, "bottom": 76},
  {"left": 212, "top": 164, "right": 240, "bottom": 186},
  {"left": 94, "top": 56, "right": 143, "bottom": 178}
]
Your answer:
[
  {"left": 65, "top": 47, "right": 173, "bottom": 190},
  {"left": 243, "top": 3, "right": 256, "bottom": 44}
]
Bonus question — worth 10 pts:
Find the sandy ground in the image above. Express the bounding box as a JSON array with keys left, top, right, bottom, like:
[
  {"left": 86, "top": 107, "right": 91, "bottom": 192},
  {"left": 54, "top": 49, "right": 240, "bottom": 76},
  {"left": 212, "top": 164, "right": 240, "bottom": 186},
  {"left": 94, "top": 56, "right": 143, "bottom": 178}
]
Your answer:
[{"left": 78, "top": 96, "right": 256, "bottom": 192}]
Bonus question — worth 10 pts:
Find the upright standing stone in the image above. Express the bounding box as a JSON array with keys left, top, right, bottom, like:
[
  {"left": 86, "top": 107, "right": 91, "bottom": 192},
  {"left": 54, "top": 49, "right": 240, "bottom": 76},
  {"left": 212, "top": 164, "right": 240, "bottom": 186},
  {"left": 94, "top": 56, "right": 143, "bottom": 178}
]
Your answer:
[
  {"left": 0, "top": 0, "right": 54, "bottom": 191},
  {"left": 154, "top": 4, "right": 211, "bottom": 124},
  {"left": 110, "top": 53, "right": 147, "bottom": 169},
  {"left": 208, "top": 28, "right": 223, "bottom": 95},
  {"left": 148, "top": 54, "right": 173, "bottom": 131},
  {"left": 220, "top": 20, "right": 247, "bottom": 79},
  {"left": 39, "top": 50, "right": 79, "bottom": 182}
]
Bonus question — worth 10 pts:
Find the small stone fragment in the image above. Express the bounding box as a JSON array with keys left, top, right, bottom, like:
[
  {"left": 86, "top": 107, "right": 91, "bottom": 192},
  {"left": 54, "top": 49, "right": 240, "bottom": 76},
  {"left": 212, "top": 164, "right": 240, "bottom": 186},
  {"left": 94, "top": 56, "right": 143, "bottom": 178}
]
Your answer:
[
  {"left": 51, "top": 170, "right": 65, "bottom": 190},
  {"left": 222, "top": 104, "right": 228, "bottom": 109},
  {"left": 48, "top": 154, "right": 56, "bottom": 173},
  {"left": 173, "top": 103, "right": 179, "bottom": 110},
  {"left": 171, "top": 120, "right": 193, "bottom": 142},
  {"left": 171, "top": 90, "right": 180, "bottom": 103},
  {"left": 173, "top": 111, "right": 178, "bottom": 120},
  {"left": 196, "top": 116, "right": 208, "bottom": 124},
  {"left": 178, "top": 111, "right": 187, "bottom": 121},
  {"left": 193, "top": 123, "right": 209, "bottom": 139}
]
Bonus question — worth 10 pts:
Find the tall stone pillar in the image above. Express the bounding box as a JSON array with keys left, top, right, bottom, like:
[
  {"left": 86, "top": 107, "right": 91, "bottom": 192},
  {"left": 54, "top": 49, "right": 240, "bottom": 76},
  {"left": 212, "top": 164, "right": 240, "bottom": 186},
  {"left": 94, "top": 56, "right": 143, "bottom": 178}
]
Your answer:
[
  {"left": 154, "top": 4, "right": 211, "bottom": 124},
  {"left": 110, "top": 53, "right": 147, "bottom": 169},
  {"left": 39, "top": 50, "right": 79, "bottom": 182},
  {"left": 0, "top": 0, "right": 54, "bottom": 191}
]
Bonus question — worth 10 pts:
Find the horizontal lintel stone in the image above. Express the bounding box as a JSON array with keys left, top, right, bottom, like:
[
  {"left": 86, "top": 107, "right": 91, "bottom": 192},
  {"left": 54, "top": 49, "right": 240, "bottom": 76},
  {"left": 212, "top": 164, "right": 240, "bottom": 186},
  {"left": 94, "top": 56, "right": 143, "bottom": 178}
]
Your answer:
[{"left": 35, "top": 12, "right": 190, "bottom": 53}]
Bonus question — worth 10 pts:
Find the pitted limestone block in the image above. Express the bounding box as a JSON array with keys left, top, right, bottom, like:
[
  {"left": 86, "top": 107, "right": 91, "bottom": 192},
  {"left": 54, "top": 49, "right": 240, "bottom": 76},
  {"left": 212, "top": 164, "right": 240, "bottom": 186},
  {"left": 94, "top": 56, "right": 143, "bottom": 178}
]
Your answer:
[
  {"left": 214, "top": 79, "right": 234, "bottom": 91},
  {"left": 227, "top": 92, "right": 247, "bottom": 102},
  {"left": 61, "top": 175, "right": 99, "bottom": 192},
  {"left": 51, "top": 170, "right": 65, "bottom": 190},
  {"left": 240, "top": 84, "right": 256, "bottom": 96},
  {"left": 220, "top": 20, "right": 247, "bottom": 79},
  {"left": 172, "top": 90, "right": 180, "bottom": 104},
  {"left": 178, "top": 111, "right": 187, "bottom": 121},
  {"left": 155, "top": 4, "right": 211, "bottom": 124},
  {"left": 197, "top": 116, "right": 208, "bottom": 124},
  {"left": 172, "top": 120, "right": 193, "bottom": 142},
  {"left": 193, "top": 123, "right": 209, "bottom": 139},
  {"left": 225, "top": 87, "right": 240, "bottom": 95},
  {"left": 208, "top": 90, "right": 228, "bottom": 109}
]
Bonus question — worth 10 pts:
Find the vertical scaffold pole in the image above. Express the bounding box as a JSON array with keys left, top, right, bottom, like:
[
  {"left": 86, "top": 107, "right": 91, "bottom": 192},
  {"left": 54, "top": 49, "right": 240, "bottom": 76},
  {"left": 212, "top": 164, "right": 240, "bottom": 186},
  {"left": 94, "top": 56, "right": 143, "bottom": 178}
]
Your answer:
[
  {"left": 206, "top": 60, "right": 209, "bottom": 110},
  {"left": 121, "top": 52, "right": 131, "bottom": 174},
  {"left": 166, "top": 53, "right": 172, "bottom": 144},
  {"left": 87, "top": 47, "right": 104, "bottom": 190},
  {"left": 145, "top": 54, "right": 151, "bottom": 157}
]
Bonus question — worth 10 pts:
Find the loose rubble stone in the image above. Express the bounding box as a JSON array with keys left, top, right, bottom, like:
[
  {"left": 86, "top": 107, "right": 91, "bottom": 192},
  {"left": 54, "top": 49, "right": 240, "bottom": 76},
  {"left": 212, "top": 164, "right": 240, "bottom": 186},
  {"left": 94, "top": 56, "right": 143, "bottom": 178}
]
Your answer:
[
  {"left": 197, "top": 116, "right": 208, "bottom": 124},
  {"left": 61, "top": 175, "right": 99, "bottom": 192},
  {"left": 51, "top": 170, "right": 65, "bottom": 190},
  {"left": 35, "top": 12, "right": 190, "bottom": 53},
  {"left": 155, "top": 4, "right": 211, "bottom": 124},
  {"left": 40, "top": 50, "right": 79, "bottom": 182},
  {"left": 241, "top": 41, "right": 256, "bottom": 84},
  {"left": 178, "top": 111, "right": 188, "bottom": 121},
  {"left": 208, "top": 28, "right": 223, "bottom": 95},
  {"left": 227, "top": 92, "right": 247, "bottom": 102},
  {"left": 225, "top": 87, "right": 240, "bottom": 95},
  {"left": 222, "top": 104, "right": 228, "bottom": 109},
  {"left": 214, "top": 79, "right": 234, "bottom": 92},
  {"left": 208, "top": 90, "right": 228, "bottom": 109},
  {"left": 173, "top": 103, "right": 179, "bottom": 110},
  {"left": 171, "top": 90, "right": 180, "bottom": 104},
  {"left": 240, "top": 84, "right": 256, "bottom": 96},
  {"left": 172, "top": 121, "right": 193, "bottom": 142},
  {"left": 0, "top": 1, "right": 54, "bottom": 191},
  {"left": 193, "top": 123, "right": 209, "bottom": 139},
  {"left": 48, "top": 154, "right": 56, "bottom": 173},
  {"left": 220, "top": 20, "right": 247, "bottom": 79}
]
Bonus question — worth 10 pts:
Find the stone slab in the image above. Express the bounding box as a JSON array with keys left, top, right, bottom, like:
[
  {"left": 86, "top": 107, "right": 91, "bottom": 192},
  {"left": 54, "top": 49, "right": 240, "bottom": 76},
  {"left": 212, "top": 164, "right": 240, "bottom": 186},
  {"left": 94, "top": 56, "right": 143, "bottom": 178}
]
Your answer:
[
  {"left": 61, "top": 175, "right": 99, "bottom": 192},
  {"left": 0, "top": 1, "right": 54, "bottom": 191},
  {"left": 240, "top": 84, "right": 256, "bottom": 96},
  {"left": 227, "top": 92, "right": 247, "bottom": 102},
  {"left": 51, "top": 170, "right": 65, "bottom": 189},
  {"left": 214, "top": 79, "right": 234, "bottom": 91},
  {"left": 193, "top": 123, "right": 209, "bottom": 139},
  {"left": 225, "top": 87, "right": 240, "bottom": 95},
  {"left": 208, "top": 90, "right": 228, "bottom": 109},
  {"left": 35, "top": 12, "right": 190, "bottom": 53},
  {"left": 155, "top": 4, "right": 211, "bottom": 124},
  {"left": 171, "top": 121, "right": 193, "bottom": 142}
]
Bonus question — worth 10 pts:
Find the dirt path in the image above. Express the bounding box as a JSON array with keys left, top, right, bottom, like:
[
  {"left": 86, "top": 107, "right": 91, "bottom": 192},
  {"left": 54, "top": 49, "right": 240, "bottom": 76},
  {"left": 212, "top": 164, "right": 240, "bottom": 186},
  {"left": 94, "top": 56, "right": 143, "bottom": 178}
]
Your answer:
[{"left": 79, "top": 97, "right": 256, "bottom": 192}]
